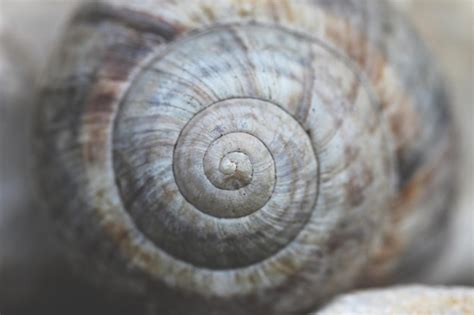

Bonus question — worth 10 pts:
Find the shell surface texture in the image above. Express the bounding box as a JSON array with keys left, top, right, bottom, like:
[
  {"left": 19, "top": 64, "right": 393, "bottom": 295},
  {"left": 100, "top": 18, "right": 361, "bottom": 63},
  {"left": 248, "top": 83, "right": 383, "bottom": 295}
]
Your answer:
[{"left": 34, "top": 0, "right": 457, "bottom": 313}]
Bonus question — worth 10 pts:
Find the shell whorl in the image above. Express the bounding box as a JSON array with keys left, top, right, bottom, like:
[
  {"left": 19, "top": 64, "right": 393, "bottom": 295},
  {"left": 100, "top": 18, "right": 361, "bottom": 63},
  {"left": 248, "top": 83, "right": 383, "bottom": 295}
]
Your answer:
[
  {"left": 34, "top": 0, "right": 457, "bottom": 313},
  {"left": 110, "top": 24, "right": 394, "bottom": 277},
  {"left": 118, "top": 95, "right": 318, "bottom": 269},
  {"left": 44, "top": 22, "right": 393, "bottom": 296}
]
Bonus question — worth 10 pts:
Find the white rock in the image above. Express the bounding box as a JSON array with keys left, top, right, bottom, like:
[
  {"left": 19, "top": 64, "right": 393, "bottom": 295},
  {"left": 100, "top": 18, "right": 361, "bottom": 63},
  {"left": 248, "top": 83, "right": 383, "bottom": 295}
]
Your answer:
[{"left": 319, "top": 286, "right": 474, "bottom": 315}]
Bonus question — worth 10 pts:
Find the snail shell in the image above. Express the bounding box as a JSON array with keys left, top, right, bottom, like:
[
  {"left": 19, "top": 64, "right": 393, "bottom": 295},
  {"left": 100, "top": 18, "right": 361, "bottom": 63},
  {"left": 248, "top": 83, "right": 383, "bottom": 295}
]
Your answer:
[{"left": 34, "top": 0, "right": 457, "bottom": 313}]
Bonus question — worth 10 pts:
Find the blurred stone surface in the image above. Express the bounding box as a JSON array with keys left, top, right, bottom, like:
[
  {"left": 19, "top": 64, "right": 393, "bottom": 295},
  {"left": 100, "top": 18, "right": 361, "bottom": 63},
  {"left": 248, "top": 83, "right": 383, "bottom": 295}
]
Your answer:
[{"left": 319, "top": 285, "right": 474, "bottom": 315}]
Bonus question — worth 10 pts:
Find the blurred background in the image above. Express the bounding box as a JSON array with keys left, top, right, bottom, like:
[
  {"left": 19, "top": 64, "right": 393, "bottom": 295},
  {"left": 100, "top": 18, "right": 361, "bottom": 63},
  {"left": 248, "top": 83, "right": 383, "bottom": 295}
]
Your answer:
[
  {"left": 0, "top": 0, "right": 472, "bottom": 313},
  {"left": 395, "top": 0, "right": 473, "bottom": 286}
]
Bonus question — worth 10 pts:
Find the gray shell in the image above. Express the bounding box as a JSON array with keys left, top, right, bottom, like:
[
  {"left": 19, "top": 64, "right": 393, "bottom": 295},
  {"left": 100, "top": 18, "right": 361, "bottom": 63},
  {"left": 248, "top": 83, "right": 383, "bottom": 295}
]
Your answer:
[{"left": 34, "top": 0, "right": 457, "bottom": 313}]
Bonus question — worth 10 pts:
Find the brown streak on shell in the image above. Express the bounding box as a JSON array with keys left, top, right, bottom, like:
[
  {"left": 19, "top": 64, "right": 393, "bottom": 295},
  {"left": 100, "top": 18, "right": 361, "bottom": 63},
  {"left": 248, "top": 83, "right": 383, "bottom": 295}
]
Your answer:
[
  {"left": 393, "top": 162, "right": 436, "bottom": 222},
  {"left": 391, "top": 102, "right": 420, "bottom": 155},
  {"left": 81, "top": 81, "right": 117, "bottom": 164},
  {"left": 393, "top": 137, "right": 453, "bottom": 223},
  {"left": 200, "top": 4, "right": 216, "bottom": 22},
  {"left": 74, "top": 2, "right": 185, "bottom": 41},
  {"left": 345, "top": 161, "right": 374, "bottom": 208},
  {"left": 359, "top": 229, "right": 404, "bottom": 286},
  {"left": 326, "top": 221, "right": 366, "bottom": 255},
  {"left": 325, "top": 17, "right": 369, "bottom": 70},
  {"left": 281, "top": 0, "right": 295, "bottom": 23}
]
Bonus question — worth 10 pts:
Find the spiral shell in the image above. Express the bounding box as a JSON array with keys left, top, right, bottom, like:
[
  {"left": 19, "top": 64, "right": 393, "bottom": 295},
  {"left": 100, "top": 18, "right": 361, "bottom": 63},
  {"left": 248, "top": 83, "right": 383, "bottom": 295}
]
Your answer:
[{"left": 34, "top": 0, "right": 457, "bottom": 313}]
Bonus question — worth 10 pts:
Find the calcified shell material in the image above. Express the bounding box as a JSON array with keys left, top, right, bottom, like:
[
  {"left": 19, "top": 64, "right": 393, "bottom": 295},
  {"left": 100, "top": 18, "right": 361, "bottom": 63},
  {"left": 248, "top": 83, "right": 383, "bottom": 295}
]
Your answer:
[{"left": 35, "top": 0, "right": 457, "bottom": 313}]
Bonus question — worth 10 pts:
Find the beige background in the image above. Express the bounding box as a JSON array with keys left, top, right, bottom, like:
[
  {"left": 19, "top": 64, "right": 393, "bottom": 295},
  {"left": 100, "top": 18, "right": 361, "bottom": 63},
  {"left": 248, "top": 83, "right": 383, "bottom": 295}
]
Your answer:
[{"left": 396, "top": 0, "right": 473, "bottom": 284}]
